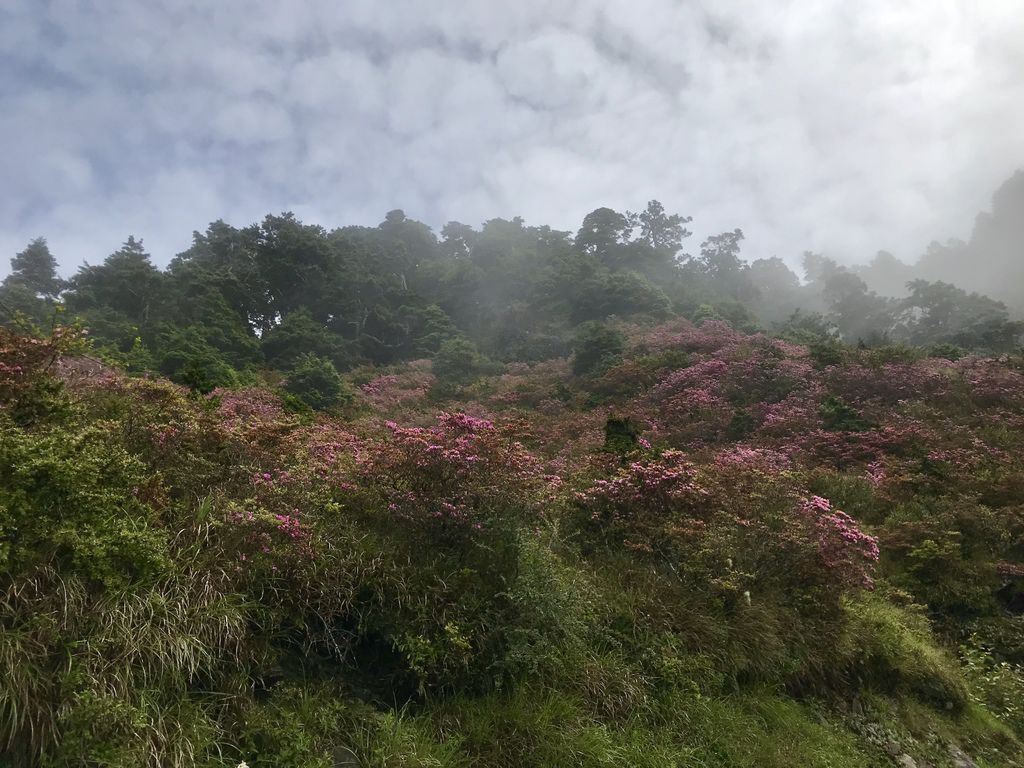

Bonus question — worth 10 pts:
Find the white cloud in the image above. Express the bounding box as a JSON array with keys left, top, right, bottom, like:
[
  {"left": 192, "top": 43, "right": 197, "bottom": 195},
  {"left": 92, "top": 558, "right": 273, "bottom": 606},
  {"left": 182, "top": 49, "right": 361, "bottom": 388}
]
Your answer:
[{"left": 1, "top": 0, "right": 1022, "bottom": 278}]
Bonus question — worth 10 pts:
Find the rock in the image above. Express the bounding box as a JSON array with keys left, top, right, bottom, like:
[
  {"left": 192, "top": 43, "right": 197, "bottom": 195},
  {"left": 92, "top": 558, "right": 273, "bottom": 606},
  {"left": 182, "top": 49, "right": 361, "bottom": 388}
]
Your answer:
[
  {"left": 882, "top": 738, "right": 902, "bottom": 757},
  {"left": 947, "top": 744, "right": 977, "bottom": 768},
  {"left": 896, "top": 754, "right": 917, "bottom": 768}
]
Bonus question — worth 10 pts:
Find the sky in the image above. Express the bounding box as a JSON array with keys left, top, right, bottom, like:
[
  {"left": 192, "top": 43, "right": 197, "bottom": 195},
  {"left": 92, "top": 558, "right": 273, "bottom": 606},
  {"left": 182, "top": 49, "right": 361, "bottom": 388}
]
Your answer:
[{"left": 2, "top": 0, "right": 1023, "bottom": 278}]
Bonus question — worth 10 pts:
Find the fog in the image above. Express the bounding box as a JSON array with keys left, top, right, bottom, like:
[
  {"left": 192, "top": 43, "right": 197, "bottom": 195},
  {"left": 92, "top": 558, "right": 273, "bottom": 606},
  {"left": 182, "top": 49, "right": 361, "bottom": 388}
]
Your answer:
[{"left": 2, "top": 1, "right": 1023, "bottom": 282}]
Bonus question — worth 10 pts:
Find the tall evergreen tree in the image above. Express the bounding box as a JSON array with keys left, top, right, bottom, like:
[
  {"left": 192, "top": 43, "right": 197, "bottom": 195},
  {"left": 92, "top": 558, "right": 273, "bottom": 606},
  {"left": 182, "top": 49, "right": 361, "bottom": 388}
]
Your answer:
[{"left": 5, "top": 237, "right": 62, "bottom": 298}]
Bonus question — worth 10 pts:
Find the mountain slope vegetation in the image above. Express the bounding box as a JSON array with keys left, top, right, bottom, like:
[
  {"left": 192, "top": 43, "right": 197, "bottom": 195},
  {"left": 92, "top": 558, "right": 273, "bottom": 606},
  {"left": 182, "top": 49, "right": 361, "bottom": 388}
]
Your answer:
[{"left": 2, "top": 173, "right": 1024, "bottom": 766}]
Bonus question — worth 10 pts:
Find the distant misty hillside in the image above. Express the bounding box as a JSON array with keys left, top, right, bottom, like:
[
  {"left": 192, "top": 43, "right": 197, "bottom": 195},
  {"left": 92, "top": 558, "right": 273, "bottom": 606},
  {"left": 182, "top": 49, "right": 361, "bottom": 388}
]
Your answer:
[{"left": 857, "top": 170, "right": 1024, "bottom": 313}]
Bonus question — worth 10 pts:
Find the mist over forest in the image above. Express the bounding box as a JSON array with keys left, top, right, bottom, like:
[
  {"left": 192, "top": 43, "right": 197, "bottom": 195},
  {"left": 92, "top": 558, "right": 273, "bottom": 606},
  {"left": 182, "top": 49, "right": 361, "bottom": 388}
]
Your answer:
[{"left": 3, "top": 168, "right": 1024, "bottom": 391}]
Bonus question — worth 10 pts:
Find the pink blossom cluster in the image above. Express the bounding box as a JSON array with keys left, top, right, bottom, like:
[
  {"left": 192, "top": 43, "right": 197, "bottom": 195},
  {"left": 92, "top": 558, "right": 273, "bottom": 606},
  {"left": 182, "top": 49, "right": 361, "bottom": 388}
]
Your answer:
[
  {"left": 273, "top": 512, "right": 309, "bottom": 542},
  {"left": 576, "top": 450, "right": 706, "bottom": 522},
  {"left": 251, "top": 469, "right": 293, "bottom": 486},
  {"left": 825, "top": 362, "right": 953, "bottom": 405},
  {"left": 956, "top": 359, "right": 1024, "bottom": 406},
  {"left": 799, "top": 495, "right": 880, "bottom": 589},
  {"left": 212, "top": 388, "right": 287, "bottom": 431},
  {"left": 647, "top": 319, "right": 743, "bottom": 354},
  {"left": 711, "top": 445, "right": 792, "bottom": 473},
  {"left": 367, "top": 411, "right": 548, "bottom": 527},
  {"left": 754, "top": 390, "right": 823, "bottom": 435},
  {"left": 359, "top": 369, "right": 433, "bottom": 409},
  {"left": 794, "top": 423, "right": 926, "bottom": 468}
]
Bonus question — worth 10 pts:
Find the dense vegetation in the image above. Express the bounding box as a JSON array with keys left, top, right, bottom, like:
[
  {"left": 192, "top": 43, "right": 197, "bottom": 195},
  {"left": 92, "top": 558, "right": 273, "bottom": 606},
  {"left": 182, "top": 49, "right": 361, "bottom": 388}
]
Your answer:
[
  {"left": 3, "top": 173, "right": 1024, "bottom": 393},
  {"left": 2, "top": 173, "right": 1024, "bottom": 766}
]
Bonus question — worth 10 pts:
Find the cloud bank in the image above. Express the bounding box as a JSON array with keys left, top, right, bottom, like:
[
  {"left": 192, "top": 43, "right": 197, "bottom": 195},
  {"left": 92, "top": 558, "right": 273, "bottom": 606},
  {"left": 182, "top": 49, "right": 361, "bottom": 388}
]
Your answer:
[{"left": 2, "top": 0, "right": 1023, "bottom": 276}]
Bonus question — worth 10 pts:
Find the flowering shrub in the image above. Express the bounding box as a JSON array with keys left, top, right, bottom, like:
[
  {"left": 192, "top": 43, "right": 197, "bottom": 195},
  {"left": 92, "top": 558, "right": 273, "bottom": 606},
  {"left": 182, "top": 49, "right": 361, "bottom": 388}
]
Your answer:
[
  {"left": 3, "top": 319, "right": 1024, "bottom": 764},
  {"left": 825, "top": 361, "right": 954, "bottom": 406},
  {"left": 576, "top": 450, "right": 708, "bottom": 553},
  {"left": 358, "top": 364, "right": 434, "bottom": 411},
  {"left": 797, "top": 495, "right": 879, "bottom": 589},
  {"left": 363, "top": 412, "right": 549, "bottom": 531},
  {"left": 575, "top": 449, "right": 878, "bottom": 605},
  {"left": 221, "top": 499, "right": 316, "bottom": 579},
  {"left": 956, "top": 358, "right": 1024, "bottom": 407}
]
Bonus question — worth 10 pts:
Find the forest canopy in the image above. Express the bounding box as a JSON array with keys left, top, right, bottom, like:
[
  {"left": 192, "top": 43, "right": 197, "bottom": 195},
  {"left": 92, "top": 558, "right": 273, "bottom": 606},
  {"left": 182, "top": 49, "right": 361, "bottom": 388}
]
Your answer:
[{"left": 3, "top": 172, "right": 1023, "bottom": 393}]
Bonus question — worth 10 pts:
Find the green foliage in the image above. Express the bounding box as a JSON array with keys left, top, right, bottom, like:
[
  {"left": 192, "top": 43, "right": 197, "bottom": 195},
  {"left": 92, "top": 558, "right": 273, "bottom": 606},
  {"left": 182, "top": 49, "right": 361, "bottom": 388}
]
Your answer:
[
  {"left": 5, "top": 238, "right": 62, "bottom": 299},
  {"left": 234, "top": 685, "right": 357, "bottom": 767},
  {"left": 602, "top": 415, "right": 640, "bottom": 455},
  {"left": 432, "top": 336, "right": 490, "bottom": 389},
  {"left": 261, "top": 308, "right": 349, "bottom": 370},
  {"left": 571, "top": 322, "right": 625, "bottom": 376},
  {"left": 961, "top": 635, "right": 1024, "bottom": 737},
  {"left": 0, "top": 281, "right": 54, "bottom": 328},
  {"left": 894, "top": 280, "right": 1023, "bottom": 352},
  {"left": 570, "top": 270, "right": 671, "bottom": 323},
  {"left": 725, "top": 408, "right": 756, "bottom": 440},
  {"left": 0, "top": 419, "right": 170, "bottom": 589},
  {"left": 4, "top": 173, "right": 1024, "bottom": 768},
  {"left": 820, "top": 394, "right": 875, "bottom": 431},
  {"left": 156, "top": 326, "right": 240, "bottom": 393},
  {"left": 928, "top": 342, "right": 965, "bottom": 361},
  {"left": 809, "top": 337, "right": 847, "bottom": 368},
  {"left": 839, "top": 595, "right": 969, "bottom": 710},
  {"left": 283, "top": 353, "right": 350, "bottom": 410}
]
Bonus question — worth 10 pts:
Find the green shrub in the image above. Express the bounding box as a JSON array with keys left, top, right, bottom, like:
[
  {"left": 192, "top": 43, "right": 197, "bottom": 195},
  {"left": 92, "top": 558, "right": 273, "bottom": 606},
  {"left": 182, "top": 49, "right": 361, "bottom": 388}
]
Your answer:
[
  {"left": 284, "top": 353, "right": 351, "bottom": 410},
  {"left": 809, "top": 338, "right": 846, "bottom": 369},
  {"left": 571, "top": 322, "right": 625, "bottom": 376},
  {"left": 432, "top": 336, "right": 491, "bottom": 389},
  {"left": 820, "top": 394, "right": 874, "bottom": 432},
  {"left": 961, "top": 635, "right": 1024, "bottom": 738},
  {"left": 838, "top": 595, "right": 968, "bottom": 710}
]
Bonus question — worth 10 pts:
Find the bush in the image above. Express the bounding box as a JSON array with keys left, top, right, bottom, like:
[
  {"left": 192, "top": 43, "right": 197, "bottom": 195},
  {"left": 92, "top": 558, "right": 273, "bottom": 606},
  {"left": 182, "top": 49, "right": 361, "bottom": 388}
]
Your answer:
[
  {"left": 432, "top": 336, "right": 490, "bottom": 389},
  {"left": 838, "top": 595, "right": 969, "bottom": 710},
  {"left": 571, "top": 322, "right": 625, "bottom": 376},
  {"left": 820, "top": 394, "right": 875, "bottom": 432},
  {"left": 809, "top": 338, "right": 846, "bottom": 369},
  {"left": 284, "top": 353, "right": 350, "bottom": 410},
  {"left": 961, "top": 634, "right": 1024, "bottom": 737},
  {"left": 156, "top": 326, "right": 239, "bottom": 393}
]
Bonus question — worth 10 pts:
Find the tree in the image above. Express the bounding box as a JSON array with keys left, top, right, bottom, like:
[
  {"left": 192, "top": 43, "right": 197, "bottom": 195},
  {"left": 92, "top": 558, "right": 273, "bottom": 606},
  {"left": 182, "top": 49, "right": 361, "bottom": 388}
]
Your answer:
[
  {"left": 66, "top": 236, "right": 162, "bottom": 322},
  {"left": 0, "top": 282, "right": 52, "bottom": 328},
  {"left": 6, "top": 238, "right": 62, "bottom": 298},
  {"left": 575, "top": 207, "right": 633, "bottom": 263},
  {"left": 803, "top": 253, "right": 893, "bottom": 344},
  {"left": 570, "top": 270, "right": 671, "bottom": 323},
  {"left": 636, "top": 200, "right": 691, "bottom": 255},
  {"left": 284, "top": 353, "right": 349, "bottom": 410},
  {"left": 155, "top": 326, "right": 239, "bottom": 393},
  {"left": 748, "top": 257, "right": 802, "bottom": 327},
  {"left": 379, "top": 208, "right": 440, "bottom": 273},
  {"left": 693, "top": 229, "right": 755, "bottom": 302},
  {"left": 571, "top": 322, "right": 625, "bottom": 376},
  {"left": 261, "top": 308, "right": 350, "bottom": 370},
  {"left": 697, "top": 230, "right": 744, "bottom": 278},
  {"left": 63, "top": 236, "right": 164, "bottom": 352},
  {"left": 891, "top": 280, "right": 1022, "bottom": 352},
  {"left": 432, "top": 336, "right": 489, "bottom": 388},
  {"left": 169, "top": 220, "right": 272, "bottom": 334},
  {"left": 856, "top": 250, "right": 914, "bottom": 297},
  {"left": 254, "top": 213, "right": 336, "bottom": 320},
  {"left": 440, "top": 221, "right": 477, "bottom": 260}
]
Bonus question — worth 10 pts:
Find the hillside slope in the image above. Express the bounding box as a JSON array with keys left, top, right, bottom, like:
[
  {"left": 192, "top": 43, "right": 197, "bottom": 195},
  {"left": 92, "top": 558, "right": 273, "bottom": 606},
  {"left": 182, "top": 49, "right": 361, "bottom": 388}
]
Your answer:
[{"left": 2, "top": 321, "right": 1024, "bottom": 767}]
